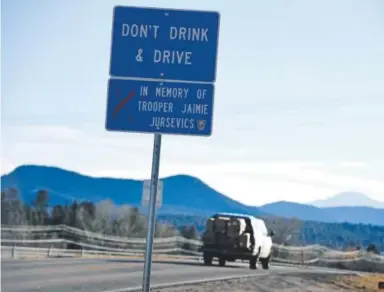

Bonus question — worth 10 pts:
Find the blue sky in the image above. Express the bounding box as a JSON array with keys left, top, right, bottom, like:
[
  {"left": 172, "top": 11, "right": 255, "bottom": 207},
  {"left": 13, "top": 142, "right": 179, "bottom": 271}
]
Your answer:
[{"left": 1, "top": 0, "right": 384, "bottom": 205}]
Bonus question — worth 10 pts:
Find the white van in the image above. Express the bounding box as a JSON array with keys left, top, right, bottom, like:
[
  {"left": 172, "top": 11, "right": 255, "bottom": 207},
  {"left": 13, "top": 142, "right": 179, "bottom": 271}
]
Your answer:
[{"left": 200, "top": 212, "right": 274, "bottom": 269}]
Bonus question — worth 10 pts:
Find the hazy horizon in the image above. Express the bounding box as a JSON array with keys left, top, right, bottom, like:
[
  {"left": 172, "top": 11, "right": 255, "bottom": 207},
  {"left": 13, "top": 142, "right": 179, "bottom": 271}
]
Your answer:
[
  {"left": 2, "top": 163, "right": 384, "bottom": 207},
  {"left": 2, "top": 0, "right": 384, "bottom": 205}
]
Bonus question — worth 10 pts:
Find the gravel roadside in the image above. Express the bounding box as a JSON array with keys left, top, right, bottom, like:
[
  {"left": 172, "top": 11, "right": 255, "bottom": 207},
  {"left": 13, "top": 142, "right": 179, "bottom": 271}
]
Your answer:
[{"left": 152, "top": 273, "right": 381, "bottom": 292}]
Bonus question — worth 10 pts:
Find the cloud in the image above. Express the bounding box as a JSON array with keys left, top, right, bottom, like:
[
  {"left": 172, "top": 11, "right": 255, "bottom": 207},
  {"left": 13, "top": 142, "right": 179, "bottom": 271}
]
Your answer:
[
  {"left": 186, "top": 161, "right": 384, "bottom": 204},
  {"left": 2, "top": 124, "right": 266, "bottom": 166},
  {"left": 4, "top": 125, "right": 83, "bottom": 143},
  {"left": 0, "top": 158, "right": 16, "bottom": 175},
  {"left": 337, "top": 161, "right": 366, "bottom": 168}
]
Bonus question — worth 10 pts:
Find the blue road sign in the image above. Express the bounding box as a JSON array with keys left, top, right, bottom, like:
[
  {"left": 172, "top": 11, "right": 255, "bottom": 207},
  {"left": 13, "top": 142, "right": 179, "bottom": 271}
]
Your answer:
[
  {"left": 105, "top": 78, "right": 214, "bottom": 136},
  {"left": 109, "top": 6, "right": 220, "bottom": 82}
]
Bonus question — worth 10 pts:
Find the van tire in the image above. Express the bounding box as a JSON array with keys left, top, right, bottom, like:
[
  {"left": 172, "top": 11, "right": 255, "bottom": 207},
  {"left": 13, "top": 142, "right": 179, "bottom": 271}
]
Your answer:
[
  {"left": 250, "top": 247, "right": 261, "bottom": 270},
  {"left": 261, "top": 255, "right": 270, "bottom": 270},
  {"left": 203, "top": 252, "right": 213, "bottom": 265},
  {"left": 249, "top": 256, "right": 257, "bottom": 269},
  {"left": 219, "top": 257, "right": 226, "bottom": 267}
]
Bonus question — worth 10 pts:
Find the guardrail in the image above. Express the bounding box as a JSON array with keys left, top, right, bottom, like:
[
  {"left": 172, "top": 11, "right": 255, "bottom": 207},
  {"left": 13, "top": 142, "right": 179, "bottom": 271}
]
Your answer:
[
  {"left": 2, "top": 224, "right": 383, "bottom": 272},
  {"left": 1, "top": 245, "right": 199, "bottom": 259}
]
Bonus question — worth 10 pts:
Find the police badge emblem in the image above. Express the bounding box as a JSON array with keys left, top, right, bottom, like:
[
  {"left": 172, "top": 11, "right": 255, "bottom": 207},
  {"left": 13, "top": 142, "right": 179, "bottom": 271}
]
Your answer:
[{"left": 197, "top": 120, "right": 206, "bottom": 131}]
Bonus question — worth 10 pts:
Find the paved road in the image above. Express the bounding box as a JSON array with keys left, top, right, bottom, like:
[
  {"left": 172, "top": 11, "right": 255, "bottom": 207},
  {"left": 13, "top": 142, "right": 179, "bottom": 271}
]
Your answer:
[{"left": 1, "top": 257, "right": 352, "bottom": 292}]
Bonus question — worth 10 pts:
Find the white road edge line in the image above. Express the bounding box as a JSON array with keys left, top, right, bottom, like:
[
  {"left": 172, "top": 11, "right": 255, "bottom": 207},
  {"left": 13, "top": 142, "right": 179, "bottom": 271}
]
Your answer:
[
  {"left": 102, "top": 266, "right": 358, "bottom": 292},
  {"left": 102, "top": 273, "right": 269, "bottom": 292}
]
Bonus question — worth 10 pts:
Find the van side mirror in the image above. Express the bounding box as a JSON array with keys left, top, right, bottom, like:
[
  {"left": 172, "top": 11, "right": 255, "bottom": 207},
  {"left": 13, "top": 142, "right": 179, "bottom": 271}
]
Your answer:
[{"left": 268, "top": 230, "right": 275, "bottom": 237}]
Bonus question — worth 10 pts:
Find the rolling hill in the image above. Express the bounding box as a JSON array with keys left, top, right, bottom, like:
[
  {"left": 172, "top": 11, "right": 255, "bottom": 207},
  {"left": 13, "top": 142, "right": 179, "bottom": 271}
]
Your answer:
[
  {"left": 1, "top": 164, "right": 383, "bottom": 226},
  {"left": 0, "top": 165, "right": 263, "bottom": 217},
  {"left": 259, "top": 201, "right": 384, "bottom": 226}
]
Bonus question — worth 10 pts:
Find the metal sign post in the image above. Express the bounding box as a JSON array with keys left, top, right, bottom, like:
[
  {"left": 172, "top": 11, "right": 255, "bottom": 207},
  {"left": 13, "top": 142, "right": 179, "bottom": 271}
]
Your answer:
[
  {"left": 142, "top": 179, "right": 163, "bottom": 209},
  {"left": 143, "top": 134, "right": 162, "bottom": 292},
  {"left": 106, "top": 5, "right": 220, "bottom": 292}
]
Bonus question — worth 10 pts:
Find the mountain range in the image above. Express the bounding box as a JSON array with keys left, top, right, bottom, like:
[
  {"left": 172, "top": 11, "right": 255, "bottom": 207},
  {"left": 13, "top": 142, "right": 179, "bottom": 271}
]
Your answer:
[
  {"left": 1, "top": 165, "right": 383, "bottom": 226},
  {"left": 310, "top": 192, "right": 384, "bottom": 208}
]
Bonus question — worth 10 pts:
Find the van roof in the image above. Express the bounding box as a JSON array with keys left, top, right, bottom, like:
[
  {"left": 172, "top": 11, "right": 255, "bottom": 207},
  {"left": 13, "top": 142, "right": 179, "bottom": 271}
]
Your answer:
[{"left": 212, "top": 212, "right": 259, "bottom": 220}]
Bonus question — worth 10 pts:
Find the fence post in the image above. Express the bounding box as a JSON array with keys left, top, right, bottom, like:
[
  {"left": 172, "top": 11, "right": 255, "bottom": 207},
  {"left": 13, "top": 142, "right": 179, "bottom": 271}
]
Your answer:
[
  {"left": 300, "top": 249, "right": 304, "bottom": 266},
  {"left": 179, "top": 238, "right": 182, "bottom": 257},
  {"left": 48, "top": 245, "right": 52, "bottom": 258},
  {"left": 11, "top": 245, "right": 16, "bottom": 259}
]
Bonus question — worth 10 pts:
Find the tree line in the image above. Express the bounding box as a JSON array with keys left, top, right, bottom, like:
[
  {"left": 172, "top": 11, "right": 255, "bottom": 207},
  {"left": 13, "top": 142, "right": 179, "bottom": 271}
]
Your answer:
[
  {"left": 2, "top": 188, "right": 382, "bottom": 253},
  {"left": 1, "top": 188, "right": 184, "bottom": 239}
]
